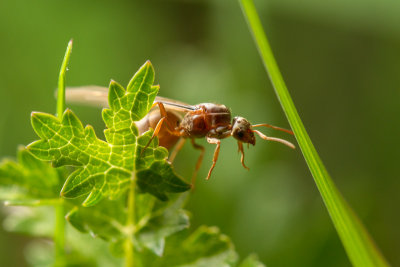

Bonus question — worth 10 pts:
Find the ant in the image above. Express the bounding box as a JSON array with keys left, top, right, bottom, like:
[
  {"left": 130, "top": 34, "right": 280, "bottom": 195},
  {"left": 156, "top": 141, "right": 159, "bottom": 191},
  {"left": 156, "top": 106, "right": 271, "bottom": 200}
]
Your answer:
[{"left": 66, "top": 86, "right": 295, "bottom": 184}]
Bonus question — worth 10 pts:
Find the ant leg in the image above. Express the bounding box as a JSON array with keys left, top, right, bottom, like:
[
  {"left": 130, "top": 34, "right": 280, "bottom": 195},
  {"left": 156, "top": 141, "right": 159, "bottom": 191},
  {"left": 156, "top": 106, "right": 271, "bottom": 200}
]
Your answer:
[
  {"left": 237, "top": 141, "right": 249, "bottom": 170},
  {"left": 141, "top": 117, "right": 167, "bottom": 156},
  {"left": 154, "top": 102, "right": 179, "bottom": 132},
  {"left": 206, "top": 137, "right": 221, "bottom": 180},
  {"left": 252, "top": 123, "right": 294, "bottom": 135},
  {"left": 191, "top": 139, "right": 205, "bottom": 185},
  {"left": 252, "top": 129, "right": 296, "bottom": 149},
  {"left": 168, "top": 138, "right": 186, "bottom": 163}
]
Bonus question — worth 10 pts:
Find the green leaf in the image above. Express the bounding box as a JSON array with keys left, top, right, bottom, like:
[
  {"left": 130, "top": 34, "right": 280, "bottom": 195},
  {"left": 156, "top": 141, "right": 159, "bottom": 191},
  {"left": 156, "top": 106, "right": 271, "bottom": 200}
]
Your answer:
[
  {"left": 135, "top": 131, "right": 191, "bottom": 201},
  {"left": 138, "top": 226, "right": 238, "bottom": 267},
  {"left": 65, "top": 193, "right": 190, "bottom": 257},
  {"left": 27, "top": 61, "right": 190, "bottom": 206},
  {"left": 239, "top": 1, "right": 390, "bottom": 266},
  {"left": 28, "top": 109, "right": 131, "bottom": 206},
  {"left": 136, "top": 194, "right": 190, "bottom": 256},
  {"left": 0, "top": 146, "right": 62, "bottom": 201},
  {"left": 66, "top": 199, "right": 126, "bottom": 241}
]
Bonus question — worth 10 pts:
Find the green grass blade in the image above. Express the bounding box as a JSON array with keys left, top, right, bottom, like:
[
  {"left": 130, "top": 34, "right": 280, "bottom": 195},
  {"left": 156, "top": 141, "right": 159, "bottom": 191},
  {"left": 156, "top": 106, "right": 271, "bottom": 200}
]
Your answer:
[{"left": 239, "top": 1, "right": 390, "bottom": 266}]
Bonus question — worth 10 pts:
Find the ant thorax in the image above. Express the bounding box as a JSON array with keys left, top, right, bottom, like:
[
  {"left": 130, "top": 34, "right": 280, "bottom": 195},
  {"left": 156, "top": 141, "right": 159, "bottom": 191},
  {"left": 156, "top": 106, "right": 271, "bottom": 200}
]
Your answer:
[{"left": 178, "top": 103, "right": 232, "bottom": 138}]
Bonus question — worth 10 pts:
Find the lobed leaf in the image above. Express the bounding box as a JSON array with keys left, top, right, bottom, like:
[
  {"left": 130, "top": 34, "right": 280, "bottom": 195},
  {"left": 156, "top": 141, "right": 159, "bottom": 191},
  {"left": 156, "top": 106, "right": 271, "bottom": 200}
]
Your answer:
[
  {"left": 137, "top": 226, "right": 238, "bottom": 267},
  {"left": 66, "top": 193, "right": 190, "bottom": 257},
  {"left": 136, "top": 131, "right": 191, "bottom": 201},
  {"left": 28, "top": 109, "right": 132, "bottom": 206},
  {"left": 0, "top": 146, "right": 62, "bottom": 201},
  {"left": 136, "top": 194, "right": 190, "bottom": 256},
  {"left": 27, "top": 61, "right": 190, "bottom": 206},
  {"left": 66, "top": 198, "right": 126, "bottom": 241}
]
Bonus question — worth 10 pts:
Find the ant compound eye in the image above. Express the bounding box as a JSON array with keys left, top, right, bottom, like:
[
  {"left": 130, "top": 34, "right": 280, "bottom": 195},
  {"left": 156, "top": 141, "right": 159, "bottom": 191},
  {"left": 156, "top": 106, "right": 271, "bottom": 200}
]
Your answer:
[{"left": 237, "top": 131, "right": 244, "bottom": 139}]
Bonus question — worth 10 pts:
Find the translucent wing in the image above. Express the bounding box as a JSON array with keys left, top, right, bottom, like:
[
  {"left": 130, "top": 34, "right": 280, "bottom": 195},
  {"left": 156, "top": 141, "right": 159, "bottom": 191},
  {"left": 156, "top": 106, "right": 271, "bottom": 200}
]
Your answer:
[
  {"left": 65, "top": 85, "right": 195, "bottom": 112},
  {"left": 153, "top": 96, "right": 196, "bottom": 111},
  {"left": 65, "top": 85, "right": 108, "bottom": 107}
]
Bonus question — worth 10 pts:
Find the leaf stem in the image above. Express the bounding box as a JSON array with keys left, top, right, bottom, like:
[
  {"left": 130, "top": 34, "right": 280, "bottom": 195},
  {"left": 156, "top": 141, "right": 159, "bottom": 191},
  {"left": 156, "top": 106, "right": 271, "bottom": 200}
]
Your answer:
[
  {"left": 238, "top": 0, "right": 389, "bottom": 266},
  {"left": 54, "top": 199, "right": 65, "bottom": 266},
  {"left": 57, "top": 39, "right": 73, "bottom": 120},
  {"left": 125, "top": 176, "right": 136, "bottom": 267},
  {"left": 53, "top": 40, "right": 72, "bottom": 266}
]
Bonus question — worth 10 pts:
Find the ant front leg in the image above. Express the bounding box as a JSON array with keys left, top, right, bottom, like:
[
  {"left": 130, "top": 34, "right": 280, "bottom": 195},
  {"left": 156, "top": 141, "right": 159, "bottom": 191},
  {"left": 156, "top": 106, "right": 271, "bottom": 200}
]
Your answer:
[
  {"left": 205, "top": 137, "right": 221, "bottom": 180},
  {"left": 237, "top": 141, "right": 249, "bottom": 170}
]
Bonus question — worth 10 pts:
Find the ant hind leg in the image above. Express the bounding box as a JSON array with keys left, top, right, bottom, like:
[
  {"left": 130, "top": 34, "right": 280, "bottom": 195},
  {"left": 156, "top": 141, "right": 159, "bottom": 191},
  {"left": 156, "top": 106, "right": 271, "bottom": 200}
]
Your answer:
[
  {"left": 190, "top": 139, "right": 205, "bottom": 186},
  {"left": 206, "top": 137, "right": 221, "bottom": 180},
  {"left": 168, "top": 138, "right": 186, "bottom": 163}
]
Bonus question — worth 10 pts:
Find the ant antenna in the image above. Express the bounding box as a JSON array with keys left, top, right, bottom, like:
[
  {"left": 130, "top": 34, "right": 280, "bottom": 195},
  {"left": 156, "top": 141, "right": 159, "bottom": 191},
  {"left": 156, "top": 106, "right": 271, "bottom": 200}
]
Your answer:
[
  {"left": 252, "top": 129, "right": 296, "bottom": 149},
  {"left": 252, "top": 123, "right": 294, "bottom": 135}
]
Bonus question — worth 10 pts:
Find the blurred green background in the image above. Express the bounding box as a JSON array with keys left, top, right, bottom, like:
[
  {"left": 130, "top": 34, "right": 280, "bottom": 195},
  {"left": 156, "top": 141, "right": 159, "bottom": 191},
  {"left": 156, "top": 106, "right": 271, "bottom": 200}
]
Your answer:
[{"left": 1, "top": 0, "right": 399, "bottom": 266}]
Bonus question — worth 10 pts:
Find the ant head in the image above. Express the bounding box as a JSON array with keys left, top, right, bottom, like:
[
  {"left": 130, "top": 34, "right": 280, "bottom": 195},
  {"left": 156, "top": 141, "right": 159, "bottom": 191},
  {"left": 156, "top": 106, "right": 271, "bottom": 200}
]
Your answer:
[
  {"left": 233, "top": 117, "right": 296, "bottom": 149},
  {"left": 231, "top": 117, "right": 256, "bottom": 145}
]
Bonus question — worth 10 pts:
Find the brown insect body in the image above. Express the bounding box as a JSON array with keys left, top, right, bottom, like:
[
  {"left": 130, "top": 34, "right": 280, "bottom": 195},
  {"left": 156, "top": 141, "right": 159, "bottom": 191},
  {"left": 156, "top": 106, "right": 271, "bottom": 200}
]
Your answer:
[{"left": 146, "top": 100, "right": 294, "bottom": 182}]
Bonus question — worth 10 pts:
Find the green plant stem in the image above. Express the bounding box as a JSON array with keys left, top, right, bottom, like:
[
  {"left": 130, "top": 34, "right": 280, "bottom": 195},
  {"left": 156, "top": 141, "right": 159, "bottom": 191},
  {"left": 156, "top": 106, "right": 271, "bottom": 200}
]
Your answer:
[
  {"left": 239, "top": 1, "right": 389, "bottom": 266},
  {"left": 125, "top": 177, "right": 136, "bottom": 267},
  {"left": 54, "top": 40, "right": 73, "bottom": 266},
  {"left": 54, "top": 200, "right": 66, "bottom": 266},
  {"left": 57, "top": 39, "right": 73, "bottom": 119}
]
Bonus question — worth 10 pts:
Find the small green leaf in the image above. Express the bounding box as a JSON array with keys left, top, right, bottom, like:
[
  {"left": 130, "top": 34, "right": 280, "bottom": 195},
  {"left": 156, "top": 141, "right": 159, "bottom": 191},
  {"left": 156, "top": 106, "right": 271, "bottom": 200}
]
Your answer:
[
  {"left": 28, "top": 109, "right": 132, "bottom": 206},
  {"left": 138, "top": 226, "right": 238, "bottom": 267},
  {"left": 137, "top": 208, "right": 189, "bottom": 256},
  {"left": 28, "top": 61, "right": 190, "bottom": 206},
  {"left": 66, "top": 193, "right": 190, "bottom": 257},
  {"left": 126, "top": 61, "right": 159, "bottom": 121},
  {"left": 65, "top": 199, "right": 126, "bottom": 241},
  {"left": 136, "top": 194, "right": 190, "bottom": 256},
  {"left": 135, "top": 131, "right": 169, "bottom": 171},
  {"left": 137, "top": 161, "right": 191, "bottom": 202},
  {"left": 0, "top": 147, "right": 61, "bottom": 201},
  {"left": 134, "top": 130, "right": 191, "bottom": 201}
]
